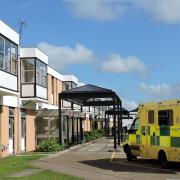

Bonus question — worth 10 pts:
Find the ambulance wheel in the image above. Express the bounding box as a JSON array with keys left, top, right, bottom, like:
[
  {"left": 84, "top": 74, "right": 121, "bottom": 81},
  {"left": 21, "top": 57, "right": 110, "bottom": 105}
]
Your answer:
[
  {"left": 158, "top": 151, "right": 168, "bottom": 168},
  {"left": 126, "top": 146, "right": 133, "bottom": 161}
]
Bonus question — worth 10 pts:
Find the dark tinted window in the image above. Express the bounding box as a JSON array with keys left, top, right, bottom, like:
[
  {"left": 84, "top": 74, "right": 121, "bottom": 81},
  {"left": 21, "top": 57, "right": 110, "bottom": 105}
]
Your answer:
[{"left": 158, "top": 110, "right": 173, "bottom": 126}]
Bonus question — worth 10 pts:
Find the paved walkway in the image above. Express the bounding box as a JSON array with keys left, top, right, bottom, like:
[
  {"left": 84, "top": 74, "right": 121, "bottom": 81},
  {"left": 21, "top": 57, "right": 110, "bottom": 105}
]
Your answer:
[
  {"left": 32, "top": 137, "right": 180, "bottom": 180},
  {"left": 7, "top": 169, "right": 43, "bottom": 178}
]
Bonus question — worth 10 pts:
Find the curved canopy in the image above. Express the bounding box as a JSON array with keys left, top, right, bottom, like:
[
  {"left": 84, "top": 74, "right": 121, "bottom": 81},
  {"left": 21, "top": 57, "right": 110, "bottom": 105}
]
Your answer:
[
  {"left": 105, "top": 107, "right": 129, "bottom": 115},
  {"left": 59, "top": 84, "right": 121, "bottom": 106},
  {"left": 59, "top": 84, "right": 122, "bottom": 150}
]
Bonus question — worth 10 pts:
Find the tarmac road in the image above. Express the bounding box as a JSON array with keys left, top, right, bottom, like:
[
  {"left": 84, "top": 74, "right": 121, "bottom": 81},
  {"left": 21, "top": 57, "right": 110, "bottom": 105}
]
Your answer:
[{"left": 32, "top": 137, "right": 180, "bottom": 180}]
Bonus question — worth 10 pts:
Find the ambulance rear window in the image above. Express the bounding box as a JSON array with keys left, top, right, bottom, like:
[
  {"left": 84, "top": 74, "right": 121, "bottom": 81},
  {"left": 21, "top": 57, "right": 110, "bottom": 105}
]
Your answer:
[{"left": 158, "top": 110, "right": 173, "bottom": 126}]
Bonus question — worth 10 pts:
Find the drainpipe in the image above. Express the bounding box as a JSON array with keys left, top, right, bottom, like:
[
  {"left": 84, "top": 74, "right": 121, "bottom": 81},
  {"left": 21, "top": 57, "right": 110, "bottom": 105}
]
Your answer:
[
  {"left": 17, "top": 95, "right": 21, "bottom": 155},
  {"left": 17, "top": 43, "right": 21, "bottom": 155},
  {"left": 17, "top": 23, "right": 24, "bottom": 155}
]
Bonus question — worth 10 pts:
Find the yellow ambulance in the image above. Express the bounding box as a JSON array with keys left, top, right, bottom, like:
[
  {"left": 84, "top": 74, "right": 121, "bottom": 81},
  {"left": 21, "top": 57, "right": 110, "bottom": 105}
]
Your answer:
[{"left": 123, "top": 100, "right": 180, "bottom": 167}]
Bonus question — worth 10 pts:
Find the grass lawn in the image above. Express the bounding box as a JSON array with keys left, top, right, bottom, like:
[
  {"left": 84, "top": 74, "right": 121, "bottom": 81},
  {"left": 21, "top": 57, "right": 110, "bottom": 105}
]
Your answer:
[{"left": 0, "top": 154, "right": 83, "bottom": 180}]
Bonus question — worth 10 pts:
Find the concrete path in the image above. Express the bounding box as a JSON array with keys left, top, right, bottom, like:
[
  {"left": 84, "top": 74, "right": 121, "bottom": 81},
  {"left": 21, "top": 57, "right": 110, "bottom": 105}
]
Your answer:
[
  {"left": 7, "top": 169, "right": 42, "bottom": 178},
  {"left": 32, "top": 137, "right": 180, "bottom": 180}
]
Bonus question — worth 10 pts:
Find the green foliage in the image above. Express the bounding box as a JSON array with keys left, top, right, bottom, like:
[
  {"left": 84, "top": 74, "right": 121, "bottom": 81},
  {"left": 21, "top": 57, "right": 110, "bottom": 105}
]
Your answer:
[
  {"left": 38, "top": 139, "right": 65, "bottom": 152},
  {"left": 84, "top": 129, "right": 105, "bottom": 142}
]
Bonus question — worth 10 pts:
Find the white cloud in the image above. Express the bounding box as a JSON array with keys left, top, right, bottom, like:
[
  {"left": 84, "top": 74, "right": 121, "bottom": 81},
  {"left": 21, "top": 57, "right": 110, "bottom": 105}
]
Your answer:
[
  {"left": 63, "top": 0, "right": 180, "bottom": 23},
  {"left": 122, "top": 98, "right": 138, "bottom": 110},
  {"left": 37, "top": 42, "right": 94, "bottom": 70},
  {"left": 100, "top": 54, "right": 147, "bottom": 75},
  {"left": 140, "top": 82, "right": 180, "bottom": 99},
  {"left": 134, "top": 0, "right": 180, "bottom": 23},
  {"left": 64, "top": 0, "right": 127, "bottom": 22}
]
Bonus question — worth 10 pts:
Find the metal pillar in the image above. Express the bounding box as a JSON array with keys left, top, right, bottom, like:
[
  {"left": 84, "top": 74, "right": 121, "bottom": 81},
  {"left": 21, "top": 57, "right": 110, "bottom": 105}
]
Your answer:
[
  {"left": 72, "top": 116, "right": 74, "bottom": 144},
  {"left": 67, "top": 116, "right": 69, "bottom": 147},
  {"left": 80, "top": 106, "right": 83, "bottom": 143},
  {"left": 58, "top": 95, "right": 62, "bottom": 144},
  {"left": 107, "top": 113, "right": 110, "bottom": 135},
  {"left": 80, "top": 117, "right": 83, "bottom": 143},
  {"left": 120, "top": 100, "right": 123, "bottom": 142},
  {"left": 76, "top": 117, "right": 79, "bottom": 143},
  {"left": 105, "top": 113, "right": 107, "bottom": 135},
  {"left": 117, "top": 102, "right": 120, "bottom": 146},
  {"left": 71, "top": 103, "right": 74, "bottom": 145},
  {"left": 113, "top": 97, "right": 117, "bottom": 150}
]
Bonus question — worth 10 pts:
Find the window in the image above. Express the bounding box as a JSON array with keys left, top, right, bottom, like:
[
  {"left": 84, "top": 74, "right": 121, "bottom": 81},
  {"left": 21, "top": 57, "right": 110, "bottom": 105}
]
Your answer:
[
  {"left": 5, "top": 40, "right": 11, "bottom": 72},
  {"left": 21, "top": 58, "right": 35, "bottom": 83},
  {"left": 72, "top": 82, "right": 77, "bottom": 89},
  {"left": 130, "top": 118, "right": 139, "bottom": 131},
  {"left": 148, "top": 110, "right": 154, "bottom": 124},
  {"left": 0, "top": 36, "right": 18, "bottom": 75},
  {"left": 21, "top": 111, "right": 26, "bottom": 139},
  {"left": 52, "top": 76, "right": 54, "bottom": 94},
  {"left": 11, "top": 44, "right": 18, "bottom": 74},
  {"left": 0, "top": 37, "right": 4, "bottom": 69},
  {"left": 158, "top": 110, "right": 173, "bottom": 126},
  {"left": 63, "top": 82, "right": 72, "bottom": 91},
  {"left": 0, "top": 53, "right": 3, "bottom": 69},
  {"left": 0, "top": 36, "right": 4, "bottom": 53},
  {"left": 9, "top": 108, "right": 14, "bottom": 139},
  {"left": 36, "top": 59, "right": 47, "bottom": 87}
]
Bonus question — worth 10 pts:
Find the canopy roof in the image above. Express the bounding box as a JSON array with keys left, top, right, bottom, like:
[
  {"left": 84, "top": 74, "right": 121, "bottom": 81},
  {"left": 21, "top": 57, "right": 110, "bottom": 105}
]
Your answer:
[
  {"left": 59, "top": 84, "right": 121, "bottom": 106},
  {"left": 105, "top": 107, "right": 129, "bottom": 115},
  {"left": 59, "top": 84, "right": 122, "bottom": 149}
]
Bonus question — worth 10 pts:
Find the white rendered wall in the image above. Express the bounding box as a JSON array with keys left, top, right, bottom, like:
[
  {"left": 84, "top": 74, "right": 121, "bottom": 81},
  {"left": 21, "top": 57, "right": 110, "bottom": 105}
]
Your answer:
[
  {"left": 0, "top": 20, "right": 19, "bottom": 44},
  {"left": 0, "top": 70, "right": 17, "bottom": 91},
  {"left": 21, "top": 84, "right": 34, "bottom": 97},
  {"left": 0, "top": 96, "right": 18, "bottom": 107},
  {"left": 62, "top": 75, "right": 79, "bottom": 84},
  {"left": 36, "top": 85, "right": 47, "bottom": 100},
  {"left": 20, "top": 48, "right": 48, "bottom": 64}
]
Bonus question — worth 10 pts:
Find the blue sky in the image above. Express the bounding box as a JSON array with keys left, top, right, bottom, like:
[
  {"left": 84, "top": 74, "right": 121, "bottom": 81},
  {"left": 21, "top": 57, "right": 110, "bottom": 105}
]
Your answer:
[{"left": 1, "top": 0, "right": 180, "bottom": 109}]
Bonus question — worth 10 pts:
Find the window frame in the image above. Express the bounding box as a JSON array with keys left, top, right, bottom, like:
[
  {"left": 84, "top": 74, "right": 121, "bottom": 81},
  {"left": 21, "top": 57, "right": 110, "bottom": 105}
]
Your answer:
[
  {"left": 129, "top": 118, "right": 139, "bottom": 133},
  {"left": 36, "top": 59, "right": 47, "bottom": 88},
  {"left": 158, "top": 109, "right": 173, "bottom": 126},
  {"left": 0, "top": 34, "right": 18, "bottom": 75},
  {"left": 21, "top": 58, "right": 35, "bottom": 83}
]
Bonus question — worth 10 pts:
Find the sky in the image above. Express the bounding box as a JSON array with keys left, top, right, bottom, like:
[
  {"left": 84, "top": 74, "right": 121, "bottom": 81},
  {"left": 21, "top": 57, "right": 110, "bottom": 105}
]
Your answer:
[{"left": 1, "top": 0, "right": 180, "bottom": 109}]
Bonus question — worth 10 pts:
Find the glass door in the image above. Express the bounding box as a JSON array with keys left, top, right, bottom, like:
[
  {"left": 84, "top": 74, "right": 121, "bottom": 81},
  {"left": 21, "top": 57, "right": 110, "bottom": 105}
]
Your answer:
[
  {"left": 9, "top": 108, "right": 14, "bottom": 154},
  {"left": 21, "top": 111, "right": 26, "bottom": 152}
]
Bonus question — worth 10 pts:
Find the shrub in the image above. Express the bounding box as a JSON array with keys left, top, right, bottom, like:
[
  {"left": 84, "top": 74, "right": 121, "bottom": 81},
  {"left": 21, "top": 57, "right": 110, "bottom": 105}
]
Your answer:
[
  {"left": 38, "top": 139, "right": 65, "bottom": 152},
  {"left": 84, "top": 129, "right": 105, "bottom": 142}
]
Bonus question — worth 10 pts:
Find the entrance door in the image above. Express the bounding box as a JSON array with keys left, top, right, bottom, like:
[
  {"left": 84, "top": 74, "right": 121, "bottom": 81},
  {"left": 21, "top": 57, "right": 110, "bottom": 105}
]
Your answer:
[
  {"left": 21, "top": 111, "right": 26, "bottom": 152},
  {"left": 9, "top": 108, "right": 14, "bottom": 154}
]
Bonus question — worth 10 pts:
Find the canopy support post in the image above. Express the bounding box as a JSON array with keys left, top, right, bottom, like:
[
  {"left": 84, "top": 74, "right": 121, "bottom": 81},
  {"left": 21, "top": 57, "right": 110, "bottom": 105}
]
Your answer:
[
  {"left": 113, "top": 96, "right": 117, "bottom": 150},
  {"left": 80, "top": 106, "right": 83, "bottom": 143},
  {"left": 120, "top": 100, "right": 123, "bottom": 142},
  {"left": 67, "top": 115, "right": 69, "bottom": 147},
  {"left": 77, "top": 117, "right": 79, "bottom": 144},
  {"left": 117, "top": 102, "right": 120, "bottom": 146},
  {"left": 58, "top": 95, "right": 62, "bottom": 144},
  {"left": 71, "top": 103, "right": 74, "bottom": 145}
]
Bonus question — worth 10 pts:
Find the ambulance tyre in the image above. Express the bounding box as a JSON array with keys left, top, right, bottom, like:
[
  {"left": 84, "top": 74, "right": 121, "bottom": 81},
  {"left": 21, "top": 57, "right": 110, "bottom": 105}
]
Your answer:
[
  {"left": 126, "top": 146, "right": 133, "bottom": 161},
  {"left": 158, "top": 150, "right": 168, "bottom": 168}
]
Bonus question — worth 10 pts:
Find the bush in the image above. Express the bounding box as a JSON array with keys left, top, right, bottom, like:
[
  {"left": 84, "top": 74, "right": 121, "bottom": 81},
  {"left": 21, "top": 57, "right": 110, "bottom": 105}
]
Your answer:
[
  {"left": 84, "top": 129, "right": 105, "bottom": 142},
  {"left": 38, "top": 139, "right": 65, "bottom": 152}
]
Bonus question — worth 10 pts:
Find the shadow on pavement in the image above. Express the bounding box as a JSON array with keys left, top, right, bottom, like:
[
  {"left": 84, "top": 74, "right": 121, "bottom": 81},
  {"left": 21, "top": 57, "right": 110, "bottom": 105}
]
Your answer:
[{"left": 79, "top": 158, "right": 179, "bottom": 174}]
